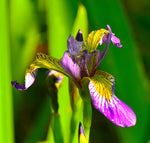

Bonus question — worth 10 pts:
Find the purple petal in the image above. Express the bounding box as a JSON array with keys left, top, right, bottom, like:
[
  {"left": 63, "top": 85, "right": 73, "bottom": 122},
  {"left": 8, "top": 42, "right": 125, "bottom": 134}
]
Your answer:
[
  {"left": 89, "top": 80, "right": 136, "bottom": 127},
  {"left": 99, "top": 34, "right": 108, "bottom": 45},
  {"left": 98, "top": 25, "right": 112, "bottom": 63},
  {"left": 76, "top": 29, "right": 83, "bottom": 41},
  {"left": 67, "top": 35, "right": 83, "bottom": 56},
  {"left": 11, "top": 81, "right": 26, "bottom": 90},
  {"left": 100, "top": 25, "right": 122, "bottom": 48},
  {"left": 88, "top": 70, "right": 136, "bottom": 127},
  {"left": 59, "top": 51, "right": 81, "bottom": 81},
  {"left": 11, "top": 69, "right": 38, "bottom": 90},
  {"left": 67, "top": 35, "right": 77, "bottom": 56},
  {"left": 111, "top": 34, "right": 122, "bottom": 48}
]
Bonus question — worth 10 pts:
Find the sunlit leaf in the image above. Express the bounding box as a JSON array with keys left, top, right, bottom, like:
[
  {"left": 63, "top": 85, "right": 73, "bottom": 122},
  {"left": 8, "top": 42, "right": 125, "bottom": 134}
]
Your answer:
[{"left": 0, "top": 0, "right": 14, "bottom": 143}]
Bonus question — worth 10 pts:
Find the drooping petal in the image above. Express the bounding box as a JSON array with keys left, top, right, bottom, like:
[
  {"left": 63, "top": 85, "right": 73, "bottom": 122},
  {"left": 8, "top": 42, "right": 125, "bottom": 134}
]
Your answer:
[
  {"left": 11, "top": 69, "right": 38, "bottom": 90},
  {"left": 11, "top": 81, "right": 26, "bottom": 90},
  {"left": 78, "top": 122, "right": 88, "bottom": 143},
  {"left": 11, "top": 53, "right": 73, "bottom": 90},
  {"left": 33, "top": 53, "right": 72, "bottom": 77},
  {"left": 88, "top": 70, "right": 136, "bottom": 127},
  {"left": 59, "top": 51, "right": 81, "bottom": 81}
]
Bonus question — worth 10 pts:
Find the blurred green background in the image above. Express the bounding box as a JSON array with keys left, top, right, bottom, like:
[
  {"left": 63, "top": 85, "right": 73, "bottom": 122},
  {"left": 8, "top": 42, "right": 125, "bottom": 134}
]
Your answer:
[{"left": 0, "top": 0, "right": 150, "bottom": 143}]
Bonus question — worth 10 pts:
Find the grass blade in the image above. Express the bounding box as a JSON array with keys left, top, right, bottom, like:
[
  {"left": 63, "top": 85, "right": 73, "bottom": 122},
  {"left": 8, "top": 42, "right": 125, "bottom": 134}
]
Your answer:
[{"left": 0, "top": 0, "right": 14, "bottom": 143}]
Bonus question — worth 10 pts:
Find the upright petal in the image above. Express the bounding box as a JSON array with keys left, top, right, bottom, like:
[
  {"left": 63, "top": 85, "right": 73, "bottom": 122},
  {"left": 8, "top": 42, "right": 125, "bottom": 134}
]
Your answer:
[
  {"left": 86, "top": 29, "right": 109, "bottom": 52},
  {"left": 67, "top": 35, "right": 83, "bottom": 56},
  {"left": 85, "top": 25, "right": 112, "bottom": 66},
  {"left": 11, "top": 53, "right": 73, "bottom": 90},
  {"left": 98, "top": 25, "right": 112, "bottom": 63},
  {"left": 88, "top": 70, "right": 136, "bottom": 127},
  {"left": 59, "top": 51, "right": 81, "bottom": 81}
]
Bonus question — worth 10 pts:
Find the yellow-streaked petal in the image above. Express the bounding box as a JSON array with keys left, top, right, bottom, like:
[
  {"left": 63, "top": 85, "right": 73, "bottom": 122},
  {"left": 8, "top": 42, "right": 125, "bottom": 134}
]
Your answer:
[
  {"left": 86, "top": 29, "right": 109, "bottom": 52},
  {"left": 28, "top": 53, "right": 74, "bottom": 80},
  {"left": 88, "top": 70, "right": 136, "bottom": 127},
  {"left": 89, "top": 70, "right": 114, "bottom": 101}
]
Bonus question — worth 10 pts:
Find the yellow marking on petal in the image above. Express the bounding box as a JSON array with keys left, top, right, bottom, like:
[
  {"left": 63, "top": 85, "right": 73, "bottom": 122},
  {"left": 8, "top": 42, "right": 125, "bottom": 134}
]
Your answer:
[
  {"left": 79, "top": 134, "right": 88, "bottom": 143},
  {"left": 25, "top": 53, "right": 74, "bottom": 82},
  {"left": 35, "top": 53, "right": 63, "bottom": 72},
  {"left": 90, "top": 70, "right": 114, "bottom": 101},
  {"left": 86, "top": 29, "right": 109, "bottom": 52}
]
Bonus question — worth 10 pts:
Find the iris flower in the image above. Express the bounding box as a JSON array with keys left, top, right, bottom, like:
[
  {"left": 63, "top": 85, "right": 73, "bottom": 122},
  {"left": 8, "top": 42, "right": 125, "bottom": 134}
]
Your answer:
[{"left": 12, "top": 25, "right": 136, "bottom": 127}]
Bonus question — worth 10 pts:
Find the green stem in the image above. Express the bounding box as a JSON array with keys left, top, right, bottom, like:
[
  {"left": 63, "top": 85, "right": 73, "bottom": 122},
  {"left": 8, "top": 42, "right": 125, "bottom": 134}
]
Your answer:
[
  {"left": 46, "top": 76, "right": 64, "bottom": 143},
  {"left": 69, "top": 80, "right": 82, "bottom": 143},
  {"left": 83, "top": 102, "right": 92, "bottom": 141},
  {"left": 52, "top": 114, "right": 64, "bottom": 143},
  {"left": 79, "top": 79, "right": 92, "bottom": 142}
]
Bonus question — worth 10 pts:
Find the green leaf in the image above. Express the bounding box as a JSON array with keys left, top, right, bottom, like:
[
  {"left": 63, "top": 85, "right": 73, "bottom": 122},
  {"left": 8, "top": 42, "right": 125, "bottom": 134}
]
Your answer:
[
  {"left": 10, "top": 0, "right": 40, "bottom": 80},
  {"left": 0, "top": 0, "right": 14, "bottom": 143},
  {"left": 24, "top": 97, "right": 51, "bottom": 143}
]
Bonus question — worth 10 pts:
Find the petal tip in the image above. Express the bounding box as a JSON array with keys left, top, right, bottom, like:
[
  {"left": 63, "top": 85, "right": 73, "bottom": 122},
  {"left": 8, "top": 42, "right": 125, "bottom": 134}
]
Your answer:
[
  {"left": 106, "top": 24, "right": 110, "bottom": 30},
  {"left": 109, "top": 95, "right": 137, "bottom": 127},
  {"left": 111, "top": 34, "right": 122, "bottom": 48},
  {"left": 106, "top": 25, "right": 112, "bottom": 33},
  {"left": 11, "top": 81, "right": 26, "bottom": 90}
]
